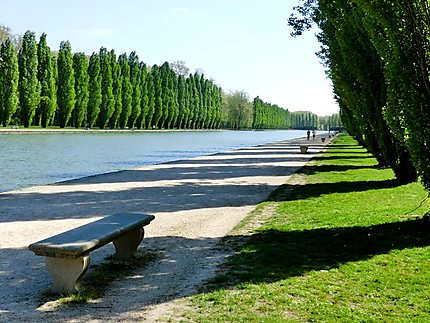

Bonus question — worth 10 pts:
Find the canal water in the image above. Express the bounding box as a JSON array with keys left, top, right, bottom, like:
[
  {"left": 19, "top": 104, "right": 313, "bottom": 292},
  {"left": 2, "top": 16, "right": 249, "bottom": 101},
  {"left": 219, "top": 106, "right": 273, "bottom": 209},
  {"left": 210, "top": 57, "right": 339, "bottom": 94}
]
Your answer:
[{"left": 0, "top": 130, "right": 307, "bottom": 192}]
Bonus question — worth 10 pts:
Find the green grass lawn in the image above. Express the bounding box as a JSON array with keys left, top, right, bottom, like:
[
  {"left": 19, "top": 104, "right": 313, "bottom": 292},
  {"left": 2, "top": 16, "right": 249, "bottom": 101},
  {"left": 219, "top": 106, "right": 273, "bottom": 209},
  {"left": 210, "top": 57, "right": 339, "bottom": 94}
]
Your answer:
[{"left": 182, "top": 134, "right": 430, "bottom": 322}]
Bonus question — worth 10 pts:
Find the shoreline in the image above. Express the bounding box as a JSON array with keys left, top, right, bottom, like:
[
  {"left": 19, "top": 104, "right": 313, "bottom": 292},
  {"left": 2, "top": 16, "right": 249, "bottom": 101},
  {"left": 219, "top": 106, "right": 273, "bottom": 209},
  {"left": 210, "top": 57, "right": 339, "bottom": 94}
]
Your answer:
[
  {"left": 0, "top": 128, "right": 314, "bottom": 135},
  {"left": 0, "top": 128, "right": 225, "bottom": 134}
]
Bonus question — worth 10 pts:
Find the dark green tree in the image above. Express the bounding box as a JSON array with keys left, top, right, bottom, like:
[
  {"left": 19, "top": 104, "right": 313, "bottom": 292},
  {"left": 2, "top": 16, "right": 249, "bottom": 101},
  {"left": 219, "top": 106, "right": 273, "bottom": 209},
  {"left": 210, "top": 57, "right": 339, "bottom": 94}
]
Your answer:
[
  {"left": 158, "top": 62, "right": 171, "bottom": 128},
  {"left": 185, "top": 76, "right": 194, "bottom": 128},
  {"left": 108, "top": 49, "right": 122, "bottom": 129},
  {"left": 152, "top": 64, "right": 163, "bottom": 128},
  {"left": 289, "top": 0, "right": 418, "bottom": 183},
  {"left": 118, "top": 53, "right": 132, "bottom": 128},
  {"left": 72, "top": 52, "right": 89, "bottom": 128},
  {"left": 57, "top": 40, "right": 75, "bottom": 128},
  {"left": 0, "top": 38, "right": 19, "bottom": 126},
  {"left": 98, "top": 47, "right": 114, "bottom": 129},
  {"left": 18, "top": 30, "right": 40, "bottom": 127},
  {"left": 127, "top": 51, "right": 141, "bottom": 128},
  {"left": 144, "top": 71, "right": 155, "bottom": 129},
  {"left": 37, "top": 33, "right": 56, "bottom": 128},
  {"left": 87, "top": 52, "right": 102, "bottom": 127},
  {"left": 166, "top": 68, "right": 179, "bottom": 128},
  {"left": 137, "top": 62, "right": 148, "bottom": 129},
  {"left": 176, "top": 75, "right": 187, "bottom": 129}
]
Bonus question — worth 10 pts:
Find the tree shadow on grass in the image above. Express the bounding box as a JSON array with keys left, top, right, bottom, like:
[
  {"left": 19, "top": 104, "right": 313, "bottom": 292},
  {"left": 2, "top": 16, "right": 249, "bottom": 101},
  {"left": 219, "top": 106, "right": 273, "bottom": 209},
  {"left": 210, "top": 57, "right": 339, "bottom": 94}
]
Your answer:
[
  {"left": 298, "top": 164, "right": 381, "bottom": 175},
  {"left": 312, "top": 155, "right": 374, "bottom": 160},
  {"left": 207, "top": 218, "right": 430, "bottom": 290},
  {"left": 267, "top": 179, "right": 401, "bottom": 202}
]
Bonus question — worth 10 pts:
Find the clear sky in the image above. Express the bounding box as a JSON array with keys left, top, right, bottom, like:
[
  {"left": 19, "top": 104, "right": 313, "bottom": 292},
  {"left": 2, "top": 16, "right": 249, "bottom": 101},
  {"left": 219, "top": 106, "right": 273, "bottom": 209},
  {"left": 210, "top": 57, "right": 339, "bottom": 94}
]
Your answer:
[{"left": 0, "top": 0, "right": 339, "bottom": 116}]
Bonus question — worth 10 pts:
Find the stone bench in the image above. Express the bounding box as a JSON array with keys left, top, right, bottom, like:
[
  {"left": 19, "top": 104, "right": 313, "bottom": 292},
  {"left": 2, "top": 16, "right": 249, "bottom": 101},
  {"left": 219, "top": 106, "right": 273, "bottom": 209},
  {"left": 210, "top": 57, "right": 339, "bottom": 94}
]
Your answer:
[
  {"left": 28, "top": 212, "right": 155, "bottom": 294},
  {"left": 300, "top": 145, "right": 309, "bottom": 153}
]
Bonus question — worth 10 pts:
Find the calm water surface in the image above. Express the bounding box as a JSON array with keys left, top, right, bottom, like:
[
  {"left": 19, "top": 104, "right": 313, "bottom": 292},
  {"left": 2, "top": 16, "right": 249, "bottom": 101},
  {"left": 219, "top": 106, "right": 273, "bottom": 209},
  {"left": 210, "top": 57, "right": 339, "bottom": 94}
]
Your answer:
[{"left": 0, "top": 130, "right": 307, "bottom": 192}]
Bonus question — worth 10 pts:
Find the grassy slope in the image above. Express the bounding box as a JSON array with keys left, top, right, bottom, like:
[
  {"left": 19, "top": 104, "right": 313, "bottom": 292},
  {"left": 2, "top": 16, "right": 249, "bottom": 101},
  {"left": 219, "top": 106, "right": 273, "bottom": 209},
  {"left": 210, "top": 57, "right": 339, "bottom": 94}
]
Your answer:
[{"left": 182, "top": 134, "right": 430, "bottom": 322}]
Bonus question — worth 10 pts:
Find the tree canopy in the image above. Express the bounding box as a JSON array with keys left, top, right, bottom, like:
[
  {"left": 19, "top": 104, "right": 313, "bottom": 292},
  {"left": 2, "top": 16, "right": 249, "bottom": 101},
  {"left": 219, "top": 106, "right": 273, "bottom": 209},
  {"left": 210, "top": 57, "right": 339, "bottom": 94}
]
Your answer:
[{"left": 289, "top": 0, "right": 429, "bottom": 187}]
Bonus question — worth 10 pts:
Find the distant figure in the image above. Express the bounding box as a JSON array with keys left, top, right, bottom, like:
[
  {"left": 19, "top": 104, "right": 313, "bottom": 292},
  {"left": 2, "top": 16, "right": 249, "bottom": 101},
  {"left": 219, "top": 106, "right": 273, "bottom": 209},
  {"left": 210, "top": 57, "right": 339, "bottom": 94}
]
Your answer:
[
  {"left": 307, "top": 130, "right": 310, "bottom": 140},
  {"left": 312, "top": 129, "right": 316, "bottom": 140}
]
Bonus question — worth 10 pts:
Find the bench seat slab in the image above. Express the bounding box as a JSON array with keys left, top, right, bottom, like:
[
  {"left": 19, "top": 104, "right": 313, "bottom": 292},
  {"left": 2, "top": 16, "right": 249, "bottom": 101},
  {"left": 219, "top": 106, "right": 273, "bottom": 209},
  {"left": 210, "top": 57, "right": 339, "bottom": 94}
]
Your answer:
[
  {"left": 29, "top": 213, "right": 155, "bottom": 259},
  {"left": 45, "top": 255, "right": 90, "bottom": 294}
]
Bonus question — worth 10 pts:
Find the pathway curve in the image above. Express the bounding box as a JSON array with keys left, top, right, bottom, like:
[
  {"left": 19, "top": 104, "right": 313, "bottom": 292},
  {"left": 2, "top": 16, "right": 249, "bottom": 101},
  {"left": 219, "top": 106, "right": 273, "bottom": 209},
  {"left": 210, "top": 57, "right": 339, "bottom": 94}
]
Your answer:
[{"left": 0, "top": 135, "right": 332, "bottom": 322}]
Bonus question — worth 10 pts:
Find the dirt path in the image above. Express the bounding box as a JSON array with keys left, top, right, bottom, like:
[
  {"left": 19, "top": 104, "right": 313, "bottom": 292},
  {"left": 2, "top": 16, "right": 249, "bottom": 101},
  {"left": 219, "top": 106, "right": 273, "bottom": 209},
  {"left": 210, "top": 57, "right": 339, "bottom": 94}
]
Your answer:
[{"left": 0, "top": 135, "right": 332, "bottom": 322}]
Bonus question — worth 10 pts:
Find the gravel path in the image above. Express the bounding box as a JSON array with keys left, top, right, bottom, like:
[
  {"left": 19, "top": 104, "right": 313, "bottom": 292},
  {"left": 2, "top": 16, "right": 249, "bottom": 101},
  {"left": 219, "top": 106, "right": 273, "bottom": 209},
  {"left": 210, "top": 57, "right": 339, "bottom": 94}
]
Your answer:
[{"left": 0, "top": 135, "right": 331, "bottom": 322}]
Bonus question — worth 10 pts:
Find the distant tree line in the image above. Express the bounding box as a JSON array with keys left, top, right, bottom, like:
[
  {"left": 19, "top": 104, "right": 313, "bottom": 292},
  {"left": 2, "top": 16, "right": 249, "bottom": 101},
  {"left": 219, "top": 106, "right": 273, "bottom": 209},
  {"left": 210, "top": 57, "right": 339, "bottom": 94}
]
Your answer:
[
  {"left": 0, "top": 30, "right": 222, "bottom": 129},
  {"left": 252, "top": 97, "right": 291, "bottom": 129},
  {"left": 220, "top": 91, "right": 340, "bottom": 130},
  {"left": 290, "top": 0, "right": 430, "bottom": 188},
  {"left": 0, "top": 27, "right": 341, "bottom": 132},
  {"left": 290, "top": 111, "right": 342, "bottom": 131}
]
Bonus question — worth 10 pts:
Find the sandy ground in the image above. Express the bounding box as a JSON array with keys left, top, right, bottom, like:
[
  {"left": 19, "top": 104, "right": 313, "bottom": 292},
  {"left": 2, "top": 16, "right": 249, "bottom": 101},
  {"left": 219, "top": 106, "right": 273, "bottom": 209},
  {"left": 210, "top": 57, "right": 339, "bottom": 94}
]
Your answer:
[{"left": 0, "top": 135, "right": 332, "bottom": 322}]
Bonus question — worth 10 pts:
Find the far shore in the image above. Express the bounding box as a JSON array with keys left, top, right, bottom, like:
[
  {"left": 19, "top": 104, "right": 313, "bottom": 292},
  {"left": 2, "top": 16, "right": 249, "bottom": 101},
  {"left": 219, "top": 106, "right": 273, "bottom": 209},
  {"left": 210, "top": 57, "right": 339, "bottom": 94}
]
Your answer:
[
  {"left": 0, "top": 127, "right": 227, "bottom": 134},
  {"left": 0, "top": 127, "right": 306, "bottom": 135}
]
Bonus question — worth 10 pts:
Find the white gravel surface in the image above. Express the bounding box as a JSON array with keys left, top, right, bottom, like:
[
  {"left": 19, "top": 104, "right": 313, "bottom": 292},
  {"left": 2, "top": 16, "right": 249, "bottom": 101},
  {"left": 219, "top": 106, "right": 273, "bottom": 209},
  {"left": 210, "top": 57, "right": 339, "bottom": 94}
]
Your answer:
[{"left": 0, "top": 136, "right": 331, "bottom": 322}]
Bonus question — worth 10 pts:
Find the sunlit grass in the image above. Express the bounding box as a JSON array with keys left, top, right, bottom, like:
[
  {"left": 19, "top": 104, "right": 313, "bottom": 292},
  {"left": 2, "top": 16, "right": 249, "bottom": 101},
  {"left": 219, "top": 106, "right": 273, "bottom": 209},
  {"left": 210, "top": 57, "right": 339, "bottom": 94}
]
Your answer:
[{"left": 182, "top": 134, "right": 430, "bottom": 321}]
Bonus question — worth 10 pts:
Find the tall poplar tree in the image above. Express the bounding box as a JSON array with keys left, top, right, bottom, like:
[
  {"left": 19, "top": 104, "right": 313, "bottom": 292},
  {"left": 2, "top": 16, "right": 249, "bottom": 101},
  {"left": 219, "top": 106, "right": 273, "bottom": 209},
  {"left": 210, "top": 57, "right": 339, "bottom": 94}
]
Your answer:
[
  {"left": 118, "top": 53, "right": 132, "bottom": 128},
  {"left": 72, "top": 52, "right": 89, "bottom": 128},
  {"left": 167, "top": 69, "right": 179, "bottom": 128},
  {"left": 18, "top": 30, "right": 40, "bottom": 127},
  {"left": 176, "top": 75, "right": 187, "bottom": 129},
  {"left": 0, "top": 38, "right": 19, "bottom": 126},
  {"left": 37, "top": 33, "right": 56, "bottom": 128},
  {"left": 159, "top": 62, "right": 171, "bottom": 128},
  {"left": 57, "top": 40, "right": 75, "bottom": 128},
  {"left": 185, "top": 77, "right": 194, "bottom": 128},
  {"left": 98, "top": 47, "right": 114, "bottom": 129},
  {"left": 109, "top": 49, "right": 122, "bottom": 129},
  {"left": 127, "top": 51, "right": 141, "bottom": 128},
  {"left": 152, "top": 64, "right": 163, "bottom": 128},
  {"left": 87, "top": 52, "right": 102, "bottom": 127},
  {"left": 145, "top": 72, "right": 155, "bottom": 129},
  {"left": 138, "top": 62, "right": 148, "bottom": 129}
]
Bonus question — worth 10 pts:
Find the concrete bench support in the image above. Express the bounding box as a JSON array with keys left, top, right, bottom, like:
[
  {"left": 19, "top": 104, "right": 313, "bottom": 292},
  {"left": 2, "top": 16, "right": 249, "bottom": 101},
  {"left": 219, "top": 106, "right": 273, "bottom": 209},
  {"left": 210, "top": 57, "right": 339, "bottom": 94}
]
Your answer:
[
  {"left": 45, "top": 255, "right": 90, "bottom": 294},
  {"left": 113, "top": 227, "right": 144, "bottom": 260},
  {"left": 29, "top": 213, "right": 155, "bottom": 294}
]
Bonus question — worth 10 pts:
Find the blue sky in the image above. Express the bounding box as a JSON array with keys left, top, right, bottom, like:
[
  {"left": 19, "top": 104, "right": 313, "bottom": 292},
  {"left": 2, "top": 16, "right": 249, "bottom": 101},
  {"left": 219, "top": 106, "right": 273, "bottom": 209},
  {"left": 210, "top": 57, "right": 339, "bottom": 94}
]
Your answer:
[{"left": 1, "top": 0, "right": 339, "bottom": 116}]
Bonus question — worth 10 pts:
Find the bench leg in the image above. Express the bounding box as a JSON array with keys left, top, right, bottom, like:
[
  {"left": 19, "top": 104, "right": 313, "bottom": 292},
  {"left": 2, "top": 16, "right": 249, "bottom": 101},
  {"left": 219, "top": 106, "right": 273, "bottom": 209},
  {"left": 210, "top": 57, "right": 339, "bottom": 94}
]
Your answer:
[
  {"left": 113, "top": 227, "right": 144, "bottom": 260},
  {"left": 45, "top": 255, "right": 90, "bottom": 294}
]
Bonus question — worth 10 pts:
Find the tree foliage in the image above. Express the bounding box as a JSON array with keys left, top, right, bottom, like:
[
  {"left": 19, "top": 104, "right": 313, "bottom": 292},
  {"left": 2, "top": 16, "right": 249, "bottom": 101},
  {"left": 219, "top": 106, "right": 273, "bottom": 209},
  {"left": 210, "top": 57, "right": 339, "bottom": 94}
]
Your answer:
[
  {"left": 87, "top": 52, "right": 102, "bottom": 128},
  {"left": 289, "top": 0, "right": 422, "bottom": 184},
  {"left": 98, "top": 47, "right": 114, "bottom": 129},
  {"left": 57, "top": 40, "right": 75, "bottom": 128},
  {"left": 109, "top": 50, "right": 123, "bottom": 129},
  {"left": 37, "top": 33, "right": 56, "bottom": 128},
  {"left": 252, "top": 96, "right": 291, "bottom": 129},
  {"left": 0, "top": 38, "right": 19, "bottom": 126},
  {"left": 72, "top": 52, "right": 89, "bottom": 128},
  {"left": 18, "top": 30, "right": 40, "bottom": 127}
]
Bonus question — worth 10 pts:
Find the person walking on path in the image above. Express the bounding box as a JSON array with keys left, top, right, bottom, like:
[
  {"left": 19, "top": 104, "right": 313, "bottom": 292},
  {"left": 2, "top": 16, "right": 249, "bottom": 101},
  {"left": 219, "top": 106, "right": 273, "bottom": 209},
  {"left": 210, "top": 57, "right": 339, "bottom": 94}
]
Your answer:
[
  {"left": 307, "top": 130, "right": 310, "bottom": 140},
  {"left": 312, "top": 129, "right": 316, "bottom": 140}
]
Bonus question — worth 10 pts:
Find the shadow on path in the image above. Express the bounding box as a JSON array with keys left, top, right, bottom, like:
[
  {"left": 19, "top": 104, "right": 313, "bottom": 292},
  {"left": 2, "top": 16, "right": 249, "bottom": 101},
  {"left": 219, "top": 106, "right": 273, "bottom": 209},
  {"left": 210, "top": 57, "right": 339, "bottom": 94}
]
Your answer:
[{"left": 2, "top": 217, "right": 428, "bottom": 321}]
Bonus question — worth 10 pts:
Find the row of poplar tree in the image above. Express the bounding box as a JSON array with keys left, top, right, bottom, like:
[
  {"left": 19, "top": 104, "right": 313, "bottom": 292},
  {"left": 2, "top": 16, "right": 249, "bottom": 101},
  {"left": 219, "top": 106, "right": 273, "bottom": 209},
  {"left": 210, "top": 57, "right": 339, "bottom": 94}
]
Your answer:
[
  {"left": 290, "top": 111, "right": 342, "bottom": 131},
  {"left": 0, "top": 30, "right": 223, "bottom": 129},
  {"left": 289, "top": 1, "right": 430, "bottom": 190},
  {"left": 0, "top": 28, "right": 342, "bottom": 132},
  {"left": 220, "top": 91, "right": 341, "bottom": 130}
]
